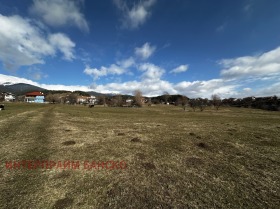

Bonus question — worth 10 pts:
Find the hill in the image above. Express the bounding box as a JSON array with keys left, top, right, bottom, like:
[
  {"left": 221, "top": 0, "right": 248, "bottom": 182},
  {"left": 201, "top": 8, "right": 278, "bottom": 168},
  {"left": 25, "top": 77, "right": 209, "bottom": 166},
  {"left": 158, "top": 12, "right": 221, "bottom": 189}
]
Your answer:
[{"left": 0, "top": 83, "right": 46, "bottom": 95}]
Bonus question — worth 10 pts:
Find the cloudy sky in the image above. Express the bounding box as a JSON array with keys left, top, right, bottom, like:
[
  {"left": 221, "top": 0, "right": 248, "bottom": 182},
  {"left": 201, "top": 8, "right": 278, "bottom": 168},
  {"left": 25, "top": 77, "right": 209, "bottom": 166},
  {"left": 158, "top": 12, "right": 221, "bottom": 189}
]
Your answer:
[{"left": 0, "top": 0, "right": 280, "bottom": 98}]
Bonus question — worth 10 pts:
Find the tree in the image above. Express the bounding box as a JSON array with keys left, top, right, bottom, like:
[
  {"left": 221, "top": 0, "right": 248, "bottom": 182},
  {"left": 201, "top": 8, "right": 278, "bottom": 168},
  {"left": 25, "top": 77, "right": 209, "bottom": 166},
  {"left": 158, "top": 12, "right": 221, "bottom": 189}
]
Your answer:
[
  {"left": 0, "top": 92, "right": 4, "bottom": 102},
  {"left": 197, "top": 98, "right": 208, "bottom": 111},
  {"left": 163, "top": 91, "right": 170, "bottom": 104},
  {"left": 68, "top": 93, "right": 78, "bottom": 104},
  {"left": 176, "top": 96, "right": 188, "bottom": 110},
  {"left": 134, "top": 90, "right": 143, "bottom": 107},
  {"left": 111, "top": 94, "right": 123, "bottom": 107},
  {"left": 98, "top": 95, "right": 106, "bottom": 106},
  {"left": 46, "top": 94, "right": 60, "bottom": 104},
  {"left": 211, "top": 94, "right": 222, "bottom": 110},
  {"left": 16, "top": 95, "right": 25, "bottom": 102},
  {"left": 189, "top": 99, "right": 197, "bottom": 112}
]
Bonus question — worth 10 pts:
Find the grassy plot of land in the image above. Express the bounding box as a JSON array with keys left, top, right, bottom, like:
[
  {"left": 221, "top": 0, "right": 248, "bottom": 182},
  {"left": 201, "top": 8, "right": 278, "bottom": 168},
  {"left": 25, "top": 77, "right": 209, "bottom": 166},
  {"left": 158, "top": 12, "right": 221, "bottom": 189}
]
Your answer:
[{"left": 0, "top": 103, "right": 280, "bottom": 208}]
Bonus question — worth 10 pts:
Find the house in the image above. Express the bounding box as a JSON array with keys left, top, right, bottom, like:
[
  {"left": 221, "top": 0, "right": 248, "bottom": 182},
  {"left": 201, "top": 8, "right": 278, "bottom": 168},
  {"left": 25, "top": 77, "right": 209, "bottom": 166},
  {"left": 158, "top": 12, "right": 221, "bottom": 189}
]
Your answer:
[
  {"left": 77, "top": 95, "right": 97, "bottom": 104},
  {"left": 88, "top": 96, "right": 97, "bottom": 104},
  {"left": 4, "top": 92, "right": 15, "bottom": 102},
  {"left": 77, "top": 96, "right": 88, "bottom": 104},
  {"left": 25, "top": 92, "right": 45, "bottom": 103},
  {"left": 125, "top": 98, "right": 133, "bottom": 104}
]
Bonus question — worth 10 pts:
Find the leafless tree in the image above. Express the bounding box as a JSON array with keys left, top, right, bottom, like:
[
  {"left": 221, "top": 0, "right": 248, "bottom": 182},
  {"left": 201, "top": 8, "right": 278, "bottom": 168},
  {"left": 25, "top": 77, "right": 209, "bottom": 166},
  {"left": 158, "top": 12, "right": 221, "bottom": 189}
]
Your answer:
[
  {"left": 211, "top": 94, "right": 222, "bottom": 110},
  {"left": 181, "top": 96, "right": 188, "bottom": 111},
  {"left": 163, "top": 91, "right": 170, "bottom": 104},
  {"left": 46, "top": 94, "right": 60, "bottom": 104},
  {"left": 59, "top": 93, "right": 69, "bottom": 104},
  {"left": 197, "top": 98, "right": 207, "bottom": 111},
  {"left": 177, "top": 96, "right": 188, "bottom": 110},
  {"left": 0, "top": 93, "right": 4, "bottom": 102},
  {"left": 98, "top": 95, "right": 106, "bottom": 106},
  {"left": 189, "top": 99, "right": 198, "bottom": 112},
  {"left": 68, "top": 93, "right": 78, "bottom": 105},
  {"left": 16, "top": 95, "right": 25, "bottom": 102},
  {"left": 147, "top": 97, "right": 152, "bottom": 106},
  {"left": 111, "top": 94, "right": 123, "bottom": 107},
  {"left": 134, "top": 90, "right": 143, "bottom": 107}
]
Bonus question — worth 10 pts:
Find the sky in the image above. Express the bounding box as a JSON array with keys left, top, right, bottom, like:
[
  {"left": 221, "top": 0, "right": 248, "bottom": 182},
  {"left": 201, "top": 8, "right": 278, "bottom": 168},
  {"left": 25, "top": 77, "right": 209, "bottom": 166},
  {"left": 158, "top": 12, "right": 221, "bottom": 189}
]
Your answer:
[{"left": 0, "top": 0, "right": 280, "bottom": 98}]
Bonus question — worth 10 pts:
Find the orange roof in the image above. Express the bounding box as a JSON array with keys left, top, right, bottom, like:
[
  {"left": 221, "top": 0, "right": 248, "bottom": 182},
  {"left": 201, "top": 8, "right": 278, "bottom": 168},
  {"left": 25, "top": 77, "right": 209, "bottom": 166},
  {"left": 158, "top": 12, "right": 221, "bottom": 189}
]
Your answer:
[{"left": 26, "top": 92, "right": 44, "bottom": 96}]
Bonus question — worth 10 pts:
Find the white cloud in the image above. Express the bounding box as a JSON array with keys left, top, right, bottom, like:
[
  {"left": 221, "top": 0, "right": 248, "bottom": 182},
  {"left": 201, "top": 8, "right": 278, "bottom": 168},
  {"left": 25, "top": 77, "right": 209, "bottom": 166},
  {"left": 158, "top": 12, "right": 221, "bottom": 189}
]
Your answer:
[
  {"left": 114, "top": 0, "right": 156, "bottom": 29},
  {"left": 93, "top": 79, "right": 175, "bottom": 96},
  {"left": 220, "top": 46, "right": 280, "bottom": 80},
  {"left": 30, "top": 0, "right": 89, "bottom": 32},
  {"left": 135, "top": 43, "right": 156, "bottom": 60},
  {"left": 117, "top": 57, "right": 135, "bottom": 68},
  {"left": 243, "top": 87, "right": 251, "bottom": 92},
  {"left": 84, "top": 57, "right": 136, "bottom": 80},
  {"left": 49, "top": 33, "right": 75, "bottom": 60},
  {"left": 138, "top": 63, "right": 165, "bottom": 81},
  {"left": 170, "top": 65, "right": 189, "bottom": 74},
  {"left": 0, "top": 74, "right": 39, "bottom": 86},
  {"left": 174, "top": 79, "right": 239, "bottom": 98},
  {"left": 0, "top": 14, "right": 75, "bottom": 70},
  {"left": 26, "top": 67, "right": 48, "bottom": 80},
  {"left": 253, "top": 82, "right": 280, "bottom": 97},
  {"left": 84, "top": 64, "right": 126, "bottom": 80}
]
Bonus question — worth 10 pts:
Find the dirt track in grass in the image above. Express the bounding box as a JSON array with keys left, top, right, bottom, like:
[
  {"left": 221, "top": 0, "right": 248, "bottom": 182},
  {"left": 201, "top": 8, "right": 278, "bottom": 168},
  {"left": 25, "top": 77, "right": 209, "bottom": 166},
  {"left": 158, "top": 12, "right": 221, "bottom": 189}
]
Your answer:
[{"left": 0, "top": 103, "right": 280, "bottom": 208}]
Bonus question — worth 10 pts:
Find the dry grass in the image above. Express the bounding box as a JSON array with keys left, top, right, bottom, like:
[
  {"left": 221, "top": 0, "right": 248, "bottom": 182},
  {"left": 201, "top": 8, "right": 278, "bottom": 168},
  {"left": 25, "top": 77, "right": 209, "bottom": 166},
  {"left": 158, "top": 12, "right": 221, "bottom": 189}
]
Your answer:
[{"left": 0, "top": 103, "right": 280, "bottom": 208}]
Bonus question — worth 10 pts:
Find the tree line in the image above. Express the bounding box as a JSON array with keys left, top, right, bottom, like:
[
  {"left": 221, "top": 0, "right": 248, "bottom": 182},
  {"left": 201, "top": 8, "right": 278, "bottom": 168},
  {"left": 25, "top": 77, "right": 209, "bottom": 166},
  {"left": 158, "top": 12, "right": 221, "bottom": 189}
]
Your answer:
[{"left": 1, "top": 89, "right": 279, "bottom": 111}]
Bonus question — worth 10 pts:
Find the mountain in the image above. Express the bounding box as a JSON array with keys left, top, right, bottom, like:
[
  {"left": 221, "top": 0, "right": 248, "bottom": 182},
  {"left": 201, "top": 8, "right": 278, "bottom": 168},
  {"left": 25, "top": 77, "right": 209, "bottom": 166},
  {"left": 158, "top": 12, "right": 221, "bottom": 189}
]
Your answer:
[
  {"left": 0, "top": 83, "right": 46, "bottom": 95},
  {"left": 0, "top": 83, "right": 110, "bottom": 97}
]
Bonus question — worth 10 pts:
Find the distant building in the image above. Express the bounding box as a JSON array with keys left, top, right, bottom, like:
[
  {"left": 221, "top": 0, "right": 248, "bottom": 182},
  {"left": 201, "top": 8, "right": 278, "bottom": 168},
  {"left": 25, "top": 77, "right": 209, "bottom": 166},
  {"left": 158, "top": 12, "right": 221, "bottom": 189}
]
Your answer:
[
  {"left": 125, "top": 98, "right": 133, "bottom": 104},
  {"left": 77, "top": 95, "right": 97, "bottom": 104},
  {"left": 4, "top": 92, "right": 15, "bottom": 102},
  {"left": 88, "top": 96, "right": 97, "bottom": 104},
  {"left": 77, "top": 96, "right": 88, "bottom": 104},
  {"left": 25, "top": 92, "right": 45, "bottom": 103}
]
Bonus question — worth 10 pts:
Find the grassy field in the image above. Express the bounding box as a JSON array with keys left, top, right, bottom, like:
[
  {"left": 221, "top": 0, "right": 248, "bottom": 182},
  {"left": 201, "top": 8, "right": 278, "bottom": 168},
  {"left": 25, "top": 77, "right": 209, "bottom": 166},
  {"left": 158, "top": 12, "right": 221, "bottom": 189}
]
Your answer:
[{"left": 0, "top": 103, "right": 279, "bottom": 209}]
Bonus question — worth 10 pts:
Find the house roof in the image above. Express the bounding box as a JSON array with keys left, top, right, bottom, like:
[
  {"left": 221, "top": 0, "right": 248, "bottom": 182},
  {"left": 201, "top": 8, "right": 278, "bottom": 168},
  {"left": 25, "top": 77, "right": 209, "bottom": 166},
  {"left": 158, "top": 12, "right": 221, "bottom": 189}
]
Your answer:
[{"left": 26, "top": 92, "right": 44, "bottom": 96}]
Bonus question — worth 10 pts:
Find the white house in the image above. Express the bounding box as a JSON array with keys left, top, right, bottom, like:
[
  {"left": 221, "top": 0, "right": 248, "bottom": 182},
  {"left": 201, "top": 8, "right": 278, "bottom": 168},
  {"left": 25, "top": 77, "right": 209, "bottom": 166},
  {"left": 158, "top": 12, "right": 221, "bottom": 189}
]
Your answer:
[
  {"left": 5, "top": 93, "right": 15, "bottom": 102},
  {"left": 77, "top": 95, "right": 97, "bottom": 104}
]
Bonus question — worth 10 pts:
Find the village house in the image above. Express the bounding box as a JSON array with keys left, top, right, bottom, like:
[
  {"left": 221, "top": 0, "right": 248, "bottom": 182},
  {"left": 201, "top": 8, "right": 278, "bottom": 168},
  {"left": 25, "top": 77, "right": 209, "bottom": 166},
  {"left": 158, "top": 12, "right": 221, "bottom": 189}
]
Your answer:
[
  {"left": 125, "top": 98, "right": 133, "bottom": 104},
  {"left": 25, "top": 92, "right": 45, "bottom": 103},
  {"left": 76, "top": 96, "right": 88, "bottom": 104},
  {"left": 4, "top": 92, "right": 15, "bottom": 102},
  {"left": 77, "top": 95, "right": 97, "bottom": 104},
  {"left": 88, "top": 95, "right": 97, "bottom": 104}
]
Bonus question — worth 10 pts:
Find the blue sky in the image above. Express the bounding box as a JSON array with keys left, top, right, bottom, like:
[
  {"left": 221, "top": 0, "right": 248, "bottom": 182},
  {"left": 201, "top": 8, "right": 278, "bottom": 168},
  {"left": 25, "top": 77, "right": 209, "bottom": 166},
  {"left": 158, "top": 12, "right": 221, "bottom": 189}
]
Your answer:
[{"left": 0, "top": 0, "right": 280, "bottom": 97}]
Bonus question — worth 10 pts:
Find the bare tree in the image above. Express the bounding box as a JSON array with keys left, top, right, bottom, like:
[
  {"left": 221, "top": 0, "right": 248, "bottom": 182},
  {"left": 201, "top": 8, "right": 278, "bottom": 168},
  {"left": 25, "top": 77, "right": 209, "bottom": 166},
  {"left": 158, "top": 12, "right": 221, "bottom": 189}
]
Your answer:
[
  {"left": 46, "top": 94, "right": 60, "bottom": 104},
  {"left": 16, "top": 95, "right": 25, "bottom": 102},
  {"left": 134, "top": 90, "right": 143, "bottom": 107},
  {"left": 147, "top": 97, "right": 152, "bottom": 106},
  {"left": 98, "top": 95, "right": 106, "bottom": 106},
  {"left": 68, "top": 93, "right": 78, "bottom": 105},
  {"left": 177, "top": 96, "right": 188, "bottom": 110},
  {"left": 163, "top": 91, "right": 170, "bottom": 104},
  {"left": 0, "top": 93, "right": 4, "bottom": 102},
  {"left": 211, "top": 94, "right": 222, "bottom": 110},
  {"left": 111, "top": 94, "right": 123, "bottom": 107},
  {"left": 181, "top": 96, "right": 188, "bottom": 111},
  {"left": 59, "top": 93, "right": 69, "bottom": 104},
  {"left": 189, "top": 99, "right": 198, "bottom": 112},
  {"left": 197, "top": 98, "right": 207, "bottom": 111}
]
